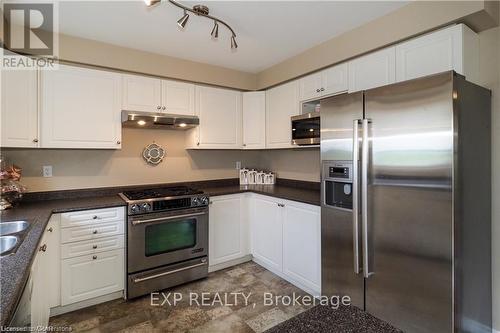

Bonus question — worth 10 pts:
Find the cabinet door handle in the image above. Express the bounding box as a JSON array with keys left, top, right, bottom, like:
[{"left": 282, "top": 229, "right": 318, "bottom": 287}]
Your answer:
[
  {"left": 93, "top": 230, "right": 98, "bottom": 234},
  {"left": 92, "top": 245, "right": 98, "bottom": 249},
  {"left": 242, "top": 144, "right": 246, "bottom": 147},
  {"left": 316, "top": 89, "right": 320, "bottom": 93},
  {"left": 157, "top": 106, "right": 161, "bottom": 110},
  {"left": 47, "top": 227, "right": 53, "bottom": 232},
  {"left": 116, "top": 140, "right": 121, "bottom": 145},
  {"left": 92, "top": 255, "right": 97, "bottom": 260},
  {"left": 320, "top": 87, "right": 325, "bottom": 92},
  {"left": 93, "top": 215, "right": 98, "bottom": 219},
  {"left": 39, "top": 244, "right": 47, "bottom": 252},
  {"left": 33, "top": 138, "right": 39, "bottom": 143},
  {"left": 162, "top": 106, "right": 166, "bottom": 110}
]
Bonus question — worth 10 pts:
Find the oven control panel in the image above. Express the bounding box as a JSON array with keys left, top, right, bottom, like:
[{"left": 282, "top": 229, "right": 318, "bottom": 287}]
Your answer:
[
  {"left": 191, "top": 196, "right": 209, "bottom": 207},
  {"left": 128, "top": 195, "right": 209, "bottom": 215}
]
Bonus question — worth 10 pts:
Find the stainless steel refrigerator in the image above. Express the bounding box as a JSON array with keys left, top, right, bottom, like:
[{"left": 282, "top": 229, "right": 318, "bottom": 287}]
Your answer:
[{"left": 320, "top": 71, "right": 491, "bottom": 333}]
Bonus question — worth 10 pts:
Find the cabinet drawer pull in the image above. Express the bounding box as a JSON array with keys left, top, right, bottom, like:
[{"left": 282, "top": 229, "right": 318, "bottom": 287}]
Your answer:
[
  {"left": 92, "top": 245, "right": 98, "bottom": 249},
  {"left": 47, "top": 227, "right": 53, "bottom": 232},
  {"left": 92, "top": 255, "right": 97, "bottom": 260},
  {"left": 93, "top": 230, "right": 98, "bottom": 234},
  {"left": 39, "top": 244, "right": 47, "bottom": 252},
  {"left": 92, "top": 215, "right": 98, "bottom": 219}
]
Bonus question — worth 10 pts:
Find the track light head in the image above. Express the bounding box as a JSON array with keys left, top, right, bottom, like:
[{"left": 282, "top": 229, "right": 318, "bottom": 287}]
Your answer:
[
  {"left": 144, "top": 0, "right": 161, "bottom": 7},
  {"left": 211, "top": 21, "right": 219, "bottom": 39},
  {"left": 230, "top": 35, "right": 238, "bottom": 50},
  {"left": 177, "top": 10, "right": 189, "bottom": 29}
]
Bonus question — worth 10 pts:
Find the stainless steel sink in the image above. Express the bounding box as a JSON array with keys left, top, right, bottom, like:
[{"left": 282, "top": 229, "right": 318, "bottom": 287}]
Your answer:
[
  {"left": 0, "top": 221, "right": 29, "bottom": 235},
  {"left": 0, "top": 236, "right": 18, "bottom": 255}
]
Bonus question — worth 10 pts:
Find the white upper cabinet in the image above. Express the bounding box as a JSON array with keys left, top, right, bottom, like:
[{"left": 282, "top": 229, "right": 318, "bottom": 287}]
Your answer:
[
  {"left": 122, "top": 75, "right": 195, "bottom": 115},
  {"left": 41, "top": 65, "right": 122, "bottom": 149},
  {"left": 299, "top": 72, "right": 323, "bottom": 102},
  {"left": 161, "top": 80, "right": 195, "bottom": 115},
  {"left": 348, "top": 47, "right": 396, "bottom": 93},
  {"left": 322, "top": 63, "right": 349, "bottom": 97},
  {"left": 266, "top": 81, "right": 299, "bottom": 149},
  {"left": 188, "top": 86, "right": 242, "bottom": 149},
  {"left": 1, "top": 58, "right": 39, "bottom": 148},
  {"left": 396, "top": 24, "right": 479, "bottom": 84},
  {"left": 299, "top": 63, "right": 348, "bottom": 102},
  {"left": 242, "top": 91, "right": 266, "bottom": 149},
  {"left": 122, "top": 75, "right": 161, "bottom": 112}
]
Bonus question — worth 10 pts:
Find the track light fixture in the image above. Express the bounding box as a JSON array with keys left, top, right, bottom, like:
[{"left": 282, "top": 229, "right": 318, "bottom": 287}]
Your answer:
[
  {"left": 177, "top": 10, "right": 189, "bottom": 29},
  {"left": 230, "top": 35, "right": 238, "bottom": 50},
  {"left": 144, "top": 0, "right": 161, "bottom": 7},
  {"left": 211, "top": 21, "right": 219, "bottom": 39},
  {"left": 144, "top": 0, "right": 238, "bottom": 50}
]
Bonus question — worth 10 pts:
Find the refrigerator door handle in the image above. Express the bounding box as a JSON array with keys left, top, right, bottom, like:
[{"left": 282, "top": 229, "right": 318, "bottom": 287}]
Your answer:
[
  {"left": 352, "top": 119, "right": 361, "bottom": 274},
  {"left": 361, "top": 118, "right": 372, "bottom": 278}
]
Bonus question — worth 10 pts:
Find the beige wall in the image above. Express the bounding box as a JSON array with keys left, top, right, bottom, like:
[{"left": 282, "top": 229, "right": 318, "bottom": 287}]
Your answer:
[
  {"left": 259, "top": 149, "right": 320, "bottom": 182},
  {"left": 477, "top": 24, "right": 500, "bottom": 332},
  {"left": 1, "top": 129, "right": 262, "bottom": 192},
  {"left": 57, "top": 34, "right": 257, "bottom": 91},
  {"left": 256, "top": 0, "right": 499, "bottom": 89}
]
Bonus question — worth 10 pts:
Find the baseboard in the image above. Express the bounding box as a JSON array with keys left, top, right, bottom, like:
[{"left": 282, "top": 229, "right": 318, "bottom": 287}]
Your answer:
[
  {"left": 50, "top": 291, "right": 124, "bottom": 317},
  {"left": 252, "top": 258, "right": 321, "bottom": 297},
  {"left": 208, "top": 255, "right": 253, "bottom": 272}
]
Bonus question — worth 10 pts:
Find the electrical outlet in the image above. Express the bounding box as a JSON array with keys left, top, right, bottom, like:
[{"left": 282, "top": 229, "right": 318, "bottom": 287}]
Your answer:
[
  {"left": 235, "top": 161, "right": 241, "bottom": 170},
  {"left": 42, "top": 165, "right": 53, "bottom": 177}
]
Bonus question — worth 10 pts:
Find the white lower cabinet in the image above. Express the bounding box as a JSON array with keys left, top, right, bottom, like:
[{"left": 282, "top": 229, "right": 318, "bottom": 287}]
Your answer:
[
  {"left": 61, "top": 249, "right": 124, "bottom": 305},
  {"left": 251, "top": 196, "right": 283, "bottom": 272},
  {"left": 59, "top": 207, "right": 125, "bottom": 306},
  {"left": 251, "top": 194, "right": 321, "bottom": 295},
  {"left": 282, "top": 201, "right": 321, "bottom": 294},
  {"left": 208, "top": 194, "right": 249, "bottom": 267},
  {"left": 209, "top": 193, "right": 321, "bottom": 295}
]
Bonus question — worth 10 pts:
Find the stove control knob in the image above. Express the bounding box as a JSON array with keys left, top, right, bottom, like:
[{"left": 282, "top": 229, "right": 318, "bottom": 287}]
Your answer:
[
  {"left": 131, "top": 204, "right": 140, "bottom": 213},
  {"left": 141, "top": 203, "right": 151, "bottom": 212},
  {"left": 192, "top": 197, "right": 200, "bottom": 206},
  {"left": 201, "top": 197, "right": 209, "bottom": 205}
]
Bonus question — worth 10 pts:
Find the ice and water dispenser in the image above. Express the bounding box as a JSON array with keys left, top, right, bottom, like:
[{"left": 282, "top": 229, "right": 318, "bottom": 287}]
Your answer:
[{"left": 322, "top": 161, "right": 353, "bottom": 210}]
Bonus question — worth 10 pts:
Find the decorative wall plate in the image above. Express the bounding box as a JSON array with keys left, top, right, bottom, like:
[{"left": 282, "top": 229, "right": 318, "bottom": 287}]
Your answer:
[{"left": 142, "top": 143, "right": 165, "bottom": 165}]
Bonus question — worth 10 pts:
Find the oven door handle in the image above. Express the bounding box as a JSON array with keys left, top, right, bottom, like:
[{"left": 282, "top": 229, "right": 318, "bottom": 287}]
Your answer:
[
  {"left": 131, "top": 212, "right": 206, "bottom": 225},
  {"left": 132, "top": 260, "right": 208, "bottom": 283}
]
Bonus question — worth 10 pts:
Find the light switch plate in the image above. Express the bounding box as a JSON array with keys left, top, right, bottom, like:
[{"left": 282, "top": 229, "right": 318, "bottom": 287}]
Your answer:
[{"left": 43, "top": 165, "right": 53, "bottom": 177}]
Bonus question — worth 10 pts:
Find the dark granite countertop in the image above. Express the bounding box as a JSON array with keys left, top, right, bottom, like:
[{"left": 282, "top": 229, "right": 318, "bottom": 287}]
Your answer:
[
  {"left": 0, "top": 195, "right": 126, "bottom": 327},
  {"left": 0, "top": 178, "right": 319, "bottom": 327},
  {"left": 202, "top": 184, "right": 320, "bottom": 206}
]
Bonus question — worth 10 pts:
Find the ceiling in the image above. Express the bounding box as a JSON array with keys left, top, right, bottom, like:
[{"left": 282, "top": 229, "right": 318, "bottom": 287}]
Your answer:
[{"left": 56, "top": 1, "right": 408, "bottom": 73}]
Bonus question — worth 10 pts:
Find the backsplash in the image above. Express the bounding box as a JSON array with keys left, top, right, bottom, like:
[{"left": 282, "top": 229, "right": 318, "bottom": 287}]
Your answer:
[{"left": 2, "top": 128, "right": 320, "bottom": 192}]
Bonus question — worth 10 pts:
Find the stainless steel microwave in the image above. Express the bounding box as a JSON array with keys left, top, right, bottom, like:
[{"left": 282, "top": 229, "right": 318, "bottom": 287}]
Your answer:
[{"left": 291, "top": 112, "right": 320, "bottom": 146}]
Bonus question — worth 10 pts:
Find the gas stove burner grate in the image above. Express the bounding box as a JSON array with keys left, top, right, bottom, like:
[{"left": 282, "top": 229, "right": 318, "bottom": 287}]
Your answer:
[{"left": 122, "top": 186, "right": 203, "bottom": 200}]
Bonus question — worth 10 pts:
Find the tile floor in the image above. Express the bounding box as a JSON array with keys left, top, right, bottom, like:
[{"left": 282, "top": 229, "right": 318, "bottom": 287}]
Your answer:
[{"left": 49, "top": 261, "right": 312, "bottom": 332}]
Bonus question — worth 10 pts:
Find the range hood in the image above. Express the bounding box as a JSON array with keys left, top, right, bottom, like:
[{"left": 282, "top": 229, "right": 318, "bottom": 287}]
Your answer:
[{"left": 121, "top": 110, "right": 199, "bottom": 130}]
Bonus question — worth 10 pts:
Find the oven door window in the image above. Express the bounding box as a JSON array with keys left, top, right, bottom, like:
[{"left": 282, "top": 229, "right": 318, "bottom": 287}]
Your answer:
[
  {"left": 145, "top": 219, "right": 197, "bottom": 256},
  {"left": 292, "top": 118, "right": 320, "bottom": 140}
]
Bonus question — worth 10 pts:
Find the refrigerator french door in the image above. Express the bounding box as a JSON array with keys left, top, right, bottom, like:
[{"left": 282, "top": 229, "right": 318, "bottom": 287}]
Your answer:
[{"left": 320, "top": 71, "right": 492, "bottom": 333}]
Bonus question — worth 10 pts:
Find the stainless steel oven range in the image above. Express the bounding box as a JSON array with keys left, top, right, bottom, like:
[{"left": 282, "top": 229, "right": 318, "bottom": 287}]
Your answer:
[{"left": 119, "top": 186, "right": 209, "bottom": 299}]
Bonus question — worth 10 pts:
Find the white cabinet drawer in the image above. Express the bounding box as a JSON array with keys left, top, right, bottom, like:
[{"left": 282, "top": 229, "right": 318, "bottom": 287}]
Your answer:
[
  {"left": 60, "top": 221, "right": 124, "bottom": 244},
  {"left": 61, "top": 207, "right": 124, "bottom": 228},
  {"left": 61, "top": 235, "right": 125, "bottom": 259},
  {"left": 61, "top": 249, "right": 124, "bottom": 305}
]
